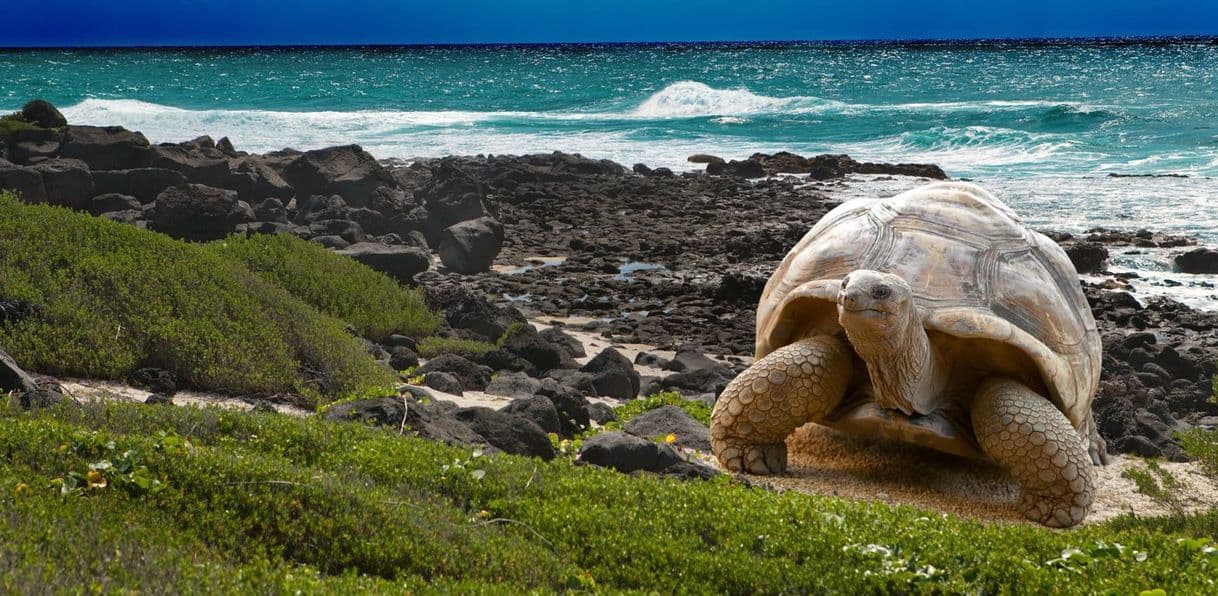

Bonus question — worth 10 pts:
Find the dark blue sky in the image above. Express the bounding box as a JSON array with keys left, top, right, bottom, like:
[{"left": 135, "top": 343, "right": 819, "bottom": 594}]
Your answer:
[{"left": 4, "top": 1, "right": 1216, "bottom": 46}]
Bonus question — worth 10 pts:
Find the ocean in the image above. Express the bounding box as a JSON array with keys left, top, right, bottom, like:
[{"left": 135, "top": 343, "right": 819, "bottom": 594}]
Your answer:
[{"left": 3, "top": 40, "right": 1217, "bottom": 304}]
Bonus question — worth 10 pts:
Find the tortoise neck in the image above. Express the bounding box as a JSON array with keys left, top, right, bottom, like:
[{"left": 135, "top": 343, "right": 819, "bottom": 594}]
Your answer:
[{"left": 847, "top": 305, "right": 943, "bottom": 416}]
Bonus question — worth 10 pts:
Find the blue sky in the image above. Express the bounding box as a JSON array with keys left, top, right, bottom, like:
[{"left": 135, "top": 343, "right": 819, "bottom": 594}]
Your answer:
[{"left": 3, "top": 1, "right": 1216, "bottom": 46}]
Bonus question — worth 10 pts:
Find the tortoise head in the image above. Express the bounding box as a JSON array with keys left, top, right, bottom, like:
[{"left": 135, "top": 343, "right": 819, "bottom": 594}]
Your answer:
[{"left": 836, "top": 270, "right": 916, "bottom": 343}]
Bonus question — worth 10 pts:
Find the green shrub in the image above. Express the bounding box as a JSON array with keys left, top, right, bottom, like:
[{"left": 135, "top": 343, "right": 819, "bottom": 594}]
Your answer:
[
  {"left": 1, "top": 401, "right": 1217, "bottom": 593},
  {"left": 210, "top": 234, "right": 438, "bottom": 341},
  {"left": 1180, "top": 429, "right": 1218, "bottom": 479},
  {"left": 0, "top": 113, "right": 37, "bottom": 141},
  {"left": 417, "top": 336, "right": 496, "bottom": 358},
  {"left": 0, "top": 193, "right": 393, "bottom": 398},
  {"left": 615, "top": 390, "right": 713, "bottom": 426}
]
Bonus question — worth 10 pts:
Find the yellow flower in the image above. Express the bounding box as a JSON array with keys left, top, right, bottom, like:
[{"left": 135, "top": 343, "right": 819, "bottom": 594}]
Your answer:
[
  {"left": 665, "top": 433, "right": 677, "bottom": 444},
  {"left": 86, "top": 469, "right": 108, "bottom": 489},
  {"left": 13, "top": 482, "right": 27, "bottom": 495}
]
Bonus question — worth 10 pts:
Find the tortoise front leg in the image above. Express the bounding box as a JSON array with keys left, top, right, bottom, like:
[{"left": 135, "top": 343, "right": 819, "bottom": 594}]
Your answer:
[
  {"left": 971, "top": 378, "right": 1094, "bottom": 528},
  {"left": 711, "top": 335, "right": 853, "bottom": 474}
]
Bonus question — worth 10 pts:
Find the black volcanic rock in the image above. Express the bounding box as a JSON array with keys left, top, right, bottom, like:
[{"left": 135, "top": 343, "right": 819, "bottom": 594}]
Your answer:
[
  {"left": 59, "top": 125, "right": 151, "bottom": 170},
  {"left": 1175, "top": 248, "right": 1218, "bottom": 274},
  {"left": 149, "top": 184, "right": 251, "bottom": 241}
]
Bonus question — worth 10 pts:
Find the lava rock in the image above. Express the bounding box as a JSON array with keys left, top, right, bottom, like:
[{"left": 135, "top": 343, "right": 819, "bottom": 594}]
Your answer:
[
  {"left": 587, "top": 402, "right": 618, "bottom": 425},
  {"left": 423, "top": 371, "right": 464, "bottom": 395},
  {"left": 501, "top": 395, "right": 561, "bottom": 435},
  {"left": 1063, "top": 241, "right": 1109, "bottom": 274},
  {"left": 0, "top": 164, "right": 47, "bottom": 202},
  {"left": 387, "top": 346, "right": 419, "bottom": 371},
  {"left": 453, "top": 407, "right": 556, "bottom": 459},
  {"left": 336, "top": 243, "right": 430, "bottom": 282},
  {"left": 90, "top": 193, "right": 142, "bottom": 215},
  {"left": 499, "top": 323, "right": 564, "bottom": 371},
  {"left": 1175, "top": 248, "right": 1218, "bottom": 274},
  {"left": 30, "top": 158, "right": 94, "bottom": 210},
  {"left": 622, "top": 405, "right": 711, "bottom": 451},
  {"left": 59, "top": 125, "right": 151, "bottom": 170},
  {"left": 485, "top": 371, "right": 543, "bottom": 398},
  {"left": 578, "top": 431, "right": 681, "bottom": 473},
  {"left": 438, "top": 216, "right": 504, "bottom": 274},
  {"left": 574, "top": 347, "right": 640, "bottom": 400},
  {"left": 418, "top": 353, "right": 493, "bottom": 391},
  {"left": 149, "top": 184, "right": 251, "bottom": 241}
]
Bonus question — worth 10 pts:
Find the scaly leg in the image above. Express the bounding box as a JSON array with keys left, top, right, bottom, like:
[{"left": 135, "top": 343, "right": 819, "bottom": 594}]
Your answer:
[
  {"left": 971, "top": 378, "right": 1094, "bottom": 528},
  {"left": 711, "top": 335, "right": 853, "bottom": 474}
]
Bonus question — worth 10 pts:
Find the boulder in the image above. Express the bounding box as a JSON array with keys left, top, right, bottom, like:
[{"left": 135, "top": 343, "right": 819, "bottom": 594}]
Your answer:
[
  {"left": 622, "top": 405, "right": 711, "bottom": 451},
  {"left": 706, "top": 159, "right": 765, "bottom": 178},
  {"left": 59, "top": 125, "right": 151, "bottom": 170},
  {"left": 306, "top": 219, "right": 366, "bottom": 244},
  {"left": 428, "top": 285, "right": 528, "bottom": 343},
  {"left": 485, "top": 371, "right": 543, "bottom": 398},
  {"left": 294, "top": 194, "right": 350, "bottom": 224},
  {"left": 576, "top": 347, "right": 640, "bottom": 400},
  {"left": 438, "top": 216, "right": 504, "bottom": 274},
  {"left": 578, "top": 431, "right": 681, "bottom": 473},
  {"left": 149, "top": 184, "right": 250, "bottom": 241},
  {"left": 227, "top": 157, "right": 294, "bottom": 202},
  {"left": 541, "top": 385, "right": 592, "bottom": 437},
  {"left": 663, "top": 348, "right": 732, "bottom": 377},
  {"left": 0, "top": 345, "right": 38, "bottom": 394},
  {"left": 500, "top": 395, "right": 561, "bottom": 435},
  {"left": 336, "top": 243, "right": 430, "bottom": 282},
  {"left": 587, "top": 402, "right": 618, "bottom": 425},
  {"left": 324, "top": 396, "right": 490, "bottom": 447},
  {"left": 453, "top": 407, "right": 556, "bottom": 459},
  {"left": 499, "top": 324, "right": 564, "bottom": 371},
  {"left": 90, "top": 193, "right": 141, "bottom": 215},
  {"left": 418, "top": 353, "right": 492, "bottom": 391},
  {"left": 387, "top": 346, "right": 419, "bottom": 371},
  {"left": 1175, "top": 248, "right": 1218, "bottom": 274},
  {"left": 20, "top": 99, "right": 67, "bottom": 128},
  {"left": 419, "top": 160, "right": 488, "bottom": 243},
  {"left": 1063, "top": 241, "right": 1109, "bottom": 274},
  {"left": 283, "top": 145, "right": 389, "bottom": 206},
  {"left": 423, "top": 371, "right": 464, "bottom": 395},
  {"left": 311, "top": 235, "right": 350, "bottom": 249},
  {"left": 30, "top": 158, "right": 94, "bottom": 210},
  {"left": 0, "top": 165, "right": 47, "bottom": 203},
  {"left": 4, "top": 127, "right": 61, "bottom": 164},
  {"left": 150, "top": 144, "right": 231, "bottom": 187},
  {"left": 254, "top": 198, "right": 289, "bottom": 223},
  {"left": 539, "top": 326, "right": 585, "bottom": 361},
  {"left": 126, "top": 168, "right": 189, "bottom": 203}
]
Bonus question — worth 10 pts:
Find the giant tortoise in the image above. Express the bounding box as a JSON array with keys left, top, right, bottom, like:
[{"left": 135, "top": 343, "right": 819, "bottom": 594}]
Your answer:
[{"left": 710, "top": 181, "right": 1107, "bottom": 527}]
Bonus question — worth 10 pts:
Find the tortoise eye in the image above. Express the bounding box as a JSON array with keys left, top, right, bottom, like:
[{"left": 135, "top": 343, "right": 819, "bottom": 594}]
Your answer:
[{"left": 871, "top": 285, "right": 892, "bottom": 300}]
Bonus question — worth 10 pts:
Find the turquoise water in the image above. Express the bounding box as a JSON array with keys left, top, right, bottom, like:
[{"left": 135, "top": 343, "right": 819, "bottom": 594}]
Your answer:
[{"left": 2, "top": 42, "right": 1218, "bottom": 299}]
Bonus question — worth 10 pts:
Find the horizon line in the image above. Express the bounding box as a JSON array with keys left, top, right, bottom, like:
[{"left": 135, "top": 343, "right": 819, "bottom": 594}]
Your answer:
[{"left": 2, "top": 34, "right": 1216, "bottom": 51}]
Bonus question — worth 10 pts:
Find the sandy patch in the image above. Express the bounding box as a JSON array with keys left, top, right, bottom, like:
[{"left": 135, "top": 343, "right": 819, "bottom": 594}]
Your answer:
[{"left": 56, "top": 378, "right": 313, "bottom": 417}]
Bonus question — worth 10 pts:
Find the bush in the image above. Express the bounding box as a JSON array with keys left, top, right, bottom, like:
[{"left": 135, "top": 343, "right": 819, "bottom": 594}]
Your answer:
[
  {"left": 1, "top": 401, "right": 1217, "bottom": 593},
  {"left": 0, "top": 192, "right": 393, "bottom": 398},
  {"left": 416, "top": 336, "right": 496, "bottom": 358},
  {"left": 210, "top": 234, "right": 438, "bottom": 341}
]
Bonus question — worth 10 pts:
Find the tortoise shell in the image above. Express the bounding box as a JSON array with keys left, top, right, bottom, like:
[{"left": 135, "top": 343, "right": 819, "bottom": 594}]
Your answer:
[{"left": 756, "top": 182, "right": 1101, "bottom": 436}]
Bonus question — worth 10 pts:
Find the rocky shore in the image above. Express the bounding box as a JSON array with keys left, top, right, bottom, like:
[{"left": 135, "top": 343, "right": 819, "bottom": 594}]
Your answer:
[{"left": 2, "top": 99, "right": 1217, "bottom": 468}]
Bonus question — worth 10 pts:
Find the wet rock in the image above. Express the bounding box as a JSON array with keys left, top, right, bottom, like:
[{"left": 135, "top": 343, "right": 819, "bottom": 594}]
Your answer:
[
  {"left": 1174, "top": 248, "right": 1218, "bottom": 274},
  {"left": 438, "top": 216, "right": 504, "bottom": 274},
  {"left": 59, "top": 125, "right": 151, "bottom": 170},
  {"left": 1062, "top": 240, "right": 1109, "bottom": 274},
  {"left": 336, "top": 243, "right": 430, "bottom": 283},
  {"left": 622, "top": 405, "right": 711, "bottom": 451},
  {"left": 453, "top": 407, "right": 555, "bottom": 459}
]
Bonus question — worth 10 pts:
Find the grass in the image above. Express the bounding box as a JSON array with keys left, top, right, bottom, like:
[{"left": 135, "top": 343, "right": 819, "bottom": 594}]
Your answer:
[
  {"left": 0, "top": 112, "right": 38, "bottom": 141},
  {"left": 417, "top": 336, "right": 496, "bottom": 359},
  {"left": 0, "top": 401, "right": 1216, "bottom": 593},
  {"left": 1180, "top": 428, "right": 1218, "bottom": 479},
  {"left": 0, "top": 192, "right": 394, "bottom": 399},
  {"left": 210, "top": 233, "right": 438, "bottom": 342},
  {"left": 613, "top": 390, "right": 713, "bottom": 426}
]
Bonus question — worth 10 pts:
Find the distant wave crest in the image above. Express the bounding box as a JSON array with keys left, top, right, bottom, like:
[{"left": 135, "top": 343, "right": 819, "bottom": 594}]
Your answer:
[{"left": 632, "top": 81, "right": 840, "bottom": 117}]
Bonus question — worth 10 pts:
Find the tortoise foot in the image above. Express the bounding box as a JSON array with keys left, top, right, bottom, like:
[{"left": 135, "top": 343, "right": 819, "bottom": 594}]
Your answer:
[{"left": 713, "top": 439, "right": 787, "bottom": 475}]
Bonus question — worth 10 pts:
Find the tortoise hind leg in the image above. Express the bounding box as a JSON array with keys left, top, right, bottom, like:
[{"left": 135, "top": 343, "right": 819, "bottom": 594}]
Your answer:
[
  {"left": 971, "top": 378, "right": 1094, "bottom": 528},
  {"left": 711, "top": 335, "right": 853, "bottom": 475}
]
